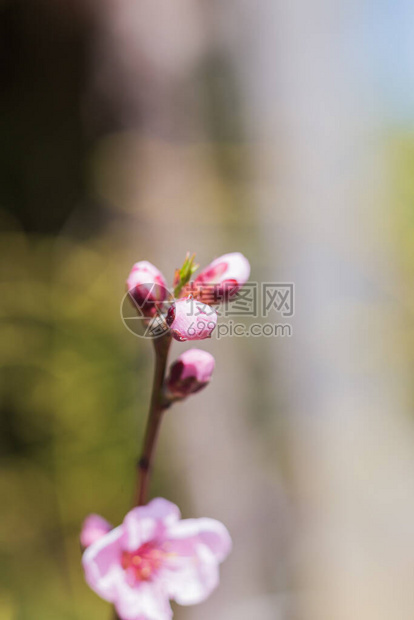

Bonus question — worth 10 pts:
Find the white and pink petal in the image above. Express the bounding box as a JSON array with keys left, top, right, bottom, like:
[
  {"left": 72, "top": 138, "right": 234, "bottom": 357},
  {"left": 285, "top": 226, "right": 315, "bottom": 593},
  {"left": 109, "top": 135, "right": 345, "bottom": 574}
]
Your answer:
[
  {"left": 162, "top": 518, "right": 232, "bottom": 606},
  {"left": 82, "top": 526, "right": 124, "bottom": 602},
  {"left": 122, "top": 499, "right": 181, "bottom": 553},
  {"left": 115, "top": 580, "right": 172, "bottom": 620},
  {"left": 193, "top": 252, "right": 251, "bottom": 302},
  {"left": 80, "top": 514, "right": 113, "bottom": 548}
]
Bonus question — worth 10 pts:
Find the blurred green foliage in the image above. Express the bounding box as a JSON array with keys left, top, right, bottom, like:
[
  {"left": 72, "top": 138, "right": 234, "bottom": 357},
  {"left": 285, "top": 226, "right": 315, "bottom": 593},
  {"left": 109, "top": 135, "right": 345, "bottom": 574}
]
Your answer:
[{"left": 0, "top": 223, "right": 164, "bottom": 618}]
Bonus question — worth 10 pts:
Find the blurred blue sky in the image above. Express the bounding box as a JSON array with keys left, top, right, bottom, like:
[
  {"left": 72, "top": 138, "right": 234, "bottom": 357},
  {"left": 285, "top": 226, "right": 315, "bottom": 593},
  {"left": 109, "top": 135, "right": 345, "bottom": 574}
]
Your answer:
[{"left": 367, "top": 0, "right": 414, "bottom": 125}]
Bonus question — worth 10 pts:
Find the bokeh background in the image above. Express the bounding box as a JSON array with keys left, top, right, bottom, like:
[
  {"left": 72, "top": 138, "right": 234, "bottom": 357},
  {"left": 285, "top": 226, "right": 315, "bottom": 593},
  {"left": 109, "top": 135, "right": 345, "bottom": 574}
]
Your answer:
[{"left": 2, "top": 1, "right": 414, "bottom": 619}]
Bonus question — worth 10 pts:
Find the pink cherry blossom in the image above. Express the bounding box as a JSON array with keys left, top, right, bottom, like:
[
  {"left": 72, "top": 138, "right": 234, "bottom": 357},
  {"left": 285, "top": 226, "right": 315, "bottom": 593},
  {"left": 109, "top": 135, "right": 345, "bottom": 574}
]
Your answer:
[
  {"left": 166, "top": 349, "right": 215, "bottom": 399},
  {"left": 82, "top": 498, "right": 232, "bottom": 620},
  {"left": 166, "top": 298, "right": 217, "bottom": 342},
  {"left": 81, "top": 514, "right": 113, "bottom": 549},
  {"left": 192, "top": 252, "right": 251, "bottom": 303},
  {"left": 127, "top": 261, "right": 168, "bottom": 317}
]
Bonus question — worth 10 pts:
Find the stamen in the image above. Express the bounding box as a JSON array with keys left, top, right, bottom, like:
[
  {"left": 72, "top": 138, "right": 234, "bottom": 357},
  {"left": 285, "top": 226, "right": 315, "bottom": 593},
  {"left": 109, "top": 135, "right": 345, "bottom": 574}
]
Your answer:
[{"left": 121, "top": 542, "right": 165, "bottom": 583}]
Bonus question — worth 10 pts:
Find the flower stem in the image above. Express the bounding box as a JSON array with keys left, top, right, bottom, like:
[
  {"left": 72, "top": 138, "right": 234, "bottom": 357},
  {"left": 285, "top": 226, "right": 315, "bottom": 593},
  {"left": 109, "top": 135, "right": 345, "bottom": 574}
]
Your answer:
[
  {"left": 112, "top": 333, "right": 172, "bottom": 620},
  {"left": 134, "top": 332, "right": 172, "bottom": 507}
]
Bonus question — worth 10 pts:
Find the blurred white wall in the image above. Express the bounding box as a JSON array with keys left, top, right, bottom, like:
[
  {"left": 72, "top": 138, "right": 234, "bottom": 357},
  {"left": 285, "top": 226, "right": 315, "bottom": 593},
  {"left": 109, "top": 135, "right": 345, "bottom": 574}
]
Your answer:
[{"left": 227, "top": 2, "right": 414, "bottom": 620}]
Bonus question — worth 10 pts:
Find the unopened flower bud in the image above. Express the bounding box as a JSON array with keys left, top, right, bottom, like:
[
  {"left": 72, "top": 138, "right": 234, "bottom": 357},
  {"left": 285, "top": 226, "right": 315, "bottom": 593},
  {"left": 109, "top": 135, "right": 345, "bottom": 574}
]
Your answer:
[
  {"left": 126, "top": 261, "right": 168, "bottom": 317},
  {"left": 166, "top": 298, "right": 217, "bottom": 342},
  {"left": 80, "top": 514, "right": 112, "bottom": 549},
  {"left": 193, "top": 252, "right": 250, "bottom": 303},
  {"left": 166, "top": 349, "right": 215, "bottom": 400}
]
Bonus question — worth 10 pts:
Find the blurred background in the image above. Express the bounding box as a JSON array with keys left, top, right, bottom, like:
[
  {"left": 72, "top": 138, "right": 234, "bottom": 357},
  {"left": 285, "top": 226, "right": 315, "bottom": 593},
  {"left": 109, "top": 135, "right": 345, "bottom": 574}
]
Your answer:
[{"left": 2, "top": 1, "right": 414, "bottom": 619}]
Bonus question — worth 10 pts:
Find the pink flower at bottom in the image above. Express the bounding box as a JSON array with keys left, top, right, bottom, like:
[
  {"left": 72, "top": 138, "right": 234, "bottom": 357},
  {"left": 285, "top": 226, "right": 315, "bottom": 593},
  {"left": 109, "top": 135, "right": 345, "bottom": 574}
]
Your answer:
[{"left": 82, "top": 498, "right": 232, "bottom": 620}]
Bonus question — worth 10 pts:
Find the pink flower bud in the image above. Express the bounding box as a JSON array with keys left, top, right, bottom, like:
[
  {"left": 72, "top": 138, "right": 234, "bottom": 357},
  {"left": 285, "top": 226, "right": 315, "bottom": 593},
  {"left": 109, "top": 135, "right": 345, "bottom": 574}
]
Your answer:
[
  {"left": 166, "top": 298, "right": 217, "bottom": 342},
  {"left": 193, "top": 252, "right": 250, "bottom": 303},
  {"left": 126, "top": 261, "right": 168, "bottom": 317},
  {"left": 80, "top": 514, "right": 112, "bottom": 549},
  {"left": 166, "top": 349, "right": 215, "bottom": 399}
]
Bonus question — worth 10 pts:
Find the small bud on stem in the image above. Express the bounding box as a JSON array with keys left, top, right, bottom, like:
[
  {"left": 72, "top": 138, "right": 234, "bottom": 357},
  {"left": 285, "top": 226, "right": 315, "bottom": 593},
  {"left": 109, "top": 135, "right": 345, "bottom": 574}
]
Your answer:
[{"left": 165, "top": 349, "right": 215, "bottom": 401}]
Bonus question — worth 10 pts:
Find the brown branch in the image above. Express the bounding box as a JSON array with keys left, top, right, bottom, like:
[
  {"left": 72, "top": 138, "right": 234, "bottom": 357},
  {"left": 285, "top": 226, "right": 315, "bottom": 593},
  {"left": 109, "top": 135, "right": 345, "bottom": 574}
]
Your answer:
[
  {"left": 134, "top": 332, "right": 172, "bottom": 506},
  {"left": 112, "top": 332, "right": 172, "bottom": 619}
]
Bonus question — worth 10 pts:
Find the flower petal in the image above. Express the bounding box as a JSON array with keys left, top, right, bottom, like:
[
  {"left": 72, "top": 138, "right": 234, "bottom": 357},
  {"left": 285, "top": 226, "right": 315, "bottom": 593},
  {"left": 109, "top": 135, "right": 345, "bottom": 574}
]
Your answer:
[
  {"left": 80, "top": 514, "right": 112, "bottom": 548},
  {"left": 166, "top": 299, "right": 217, "bottom": 342},
  {"left": 126, "top": 261, "right": 168, "bottom": 317},
  {"left": 123, "top": 498, "right": 181, "bottom": 552},
  {"left": 193, "top": 252, "right": 251, "bottom": 302},
  {"left": 115, "top": 580, "right": 173, "bottom": 620},
  {"left": 162, "top": 518, "right": 232, "bottom": 606},
  {"left": 166, "top": 349, "right": 215, "bottom": 399},
  {"left": 82, "top": 526, "right": 124, "bottom": 602},
  {"left": 196, "top": 252, "right": 250, "bottom": 286}
]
